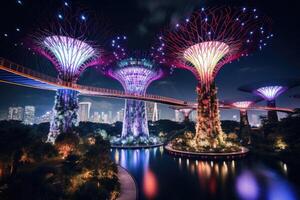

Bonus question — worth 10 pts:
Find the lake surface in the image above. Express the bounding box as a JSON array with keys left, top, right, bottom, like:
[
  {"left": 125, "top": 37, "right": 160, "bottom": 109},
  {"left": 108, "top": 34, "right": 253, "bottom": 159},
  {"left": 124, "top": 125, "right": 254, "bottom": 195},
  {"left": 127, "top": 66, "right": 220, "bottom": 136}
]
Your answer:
[{"left": 111, "top": 147, "right": 299, "bottom": 200}]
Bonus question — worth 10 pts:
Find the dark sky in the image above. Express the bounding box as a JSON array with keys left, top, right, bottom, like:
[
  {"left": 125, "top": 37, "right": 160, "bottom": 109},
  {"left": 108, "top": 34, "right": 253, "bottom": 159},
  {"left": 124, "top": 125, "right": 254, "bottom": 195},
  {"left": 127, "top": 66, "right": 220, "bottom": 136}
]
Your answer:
[{"left": 0, "top": 0, "right": 299, "bottom": 121}]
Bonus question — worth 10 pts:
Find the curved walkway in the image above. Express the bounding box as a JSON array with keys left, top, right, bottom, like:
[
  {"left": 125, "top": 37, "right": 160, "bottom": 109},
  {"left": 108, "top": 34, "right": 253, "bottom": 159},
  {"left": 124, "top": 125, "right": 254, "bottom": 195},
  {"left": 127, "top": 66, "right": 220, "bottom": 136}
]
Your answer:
[{"left": 117, "top": 166, "right": 137, "bottom": 200}]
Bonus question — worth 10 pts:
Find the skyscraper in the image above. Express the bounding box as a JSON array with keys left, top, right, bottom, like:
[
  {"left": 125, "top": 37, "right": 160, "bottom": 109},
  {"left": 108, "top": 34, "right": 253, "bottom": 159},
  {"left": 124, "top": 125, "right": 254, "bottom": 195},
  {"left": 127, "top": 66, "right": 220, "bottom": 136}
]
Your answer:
[
  {"left": 175, "top": 110, "right": 180, "bottom": 122},
  {"left": 91, "top": 112, "right": 100, "bottom": 123},
  {"left": 147, "top": 102, "right": 159, "bottom": 122},
  {"left": 78, "top": 102, "right": 91, "bottom": 122},
  {"left": 24, "top": 106, "right": 35, "bottom": 125},
  {"left": 8, "top": 107, "right": 24, "bottom": 121}
]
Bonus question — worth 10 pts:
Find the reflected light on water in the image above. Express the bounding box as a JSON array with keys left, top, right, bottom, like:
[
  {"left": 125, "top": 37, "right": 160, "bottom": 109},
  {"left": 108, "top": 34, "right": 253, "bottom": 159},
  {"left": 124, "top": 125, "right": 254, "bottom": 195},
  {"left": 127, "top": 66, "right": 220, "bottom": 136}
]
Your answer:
[
  {"left": 236, "top": 169, "right": 297, "bottom": 200},
  {"left": 236, "top": 171, "right": 259, "bottom": 200},
  {"left": 143, "top": 169, "right": 158, "bottom": 199}
]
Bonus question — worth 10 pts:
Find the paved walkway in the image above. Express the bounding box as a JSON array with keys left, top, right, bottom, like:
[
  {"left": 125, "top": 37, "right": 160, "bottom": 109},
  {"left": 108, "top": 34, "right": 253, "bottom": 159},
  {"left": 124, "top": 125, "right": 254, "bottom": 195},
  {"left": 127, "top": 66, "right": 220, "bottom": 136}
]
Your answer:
[{"left": 118, "top": 166, "right": 137, "bottom": 200}]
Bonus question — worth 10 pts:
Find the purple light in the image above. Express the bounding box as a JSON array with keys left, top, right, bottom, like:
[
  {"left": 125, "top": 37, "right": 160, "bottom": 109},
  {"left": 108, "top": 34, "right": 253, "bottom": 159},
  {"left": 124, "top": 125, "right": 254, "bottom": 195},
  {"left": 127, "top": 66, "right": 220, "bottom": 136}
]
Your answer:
[
  {"left": 236, "top": 171, "right": 259, "bottom": 200},
  {"left": 255, "top": 86, "right": 287, "bottom": 101},
  {"left": 107, "top": 58, "right": 163, "bottom": 138},
  {"left": 42, "top": 35, "right": 98, "bottom": 82}
]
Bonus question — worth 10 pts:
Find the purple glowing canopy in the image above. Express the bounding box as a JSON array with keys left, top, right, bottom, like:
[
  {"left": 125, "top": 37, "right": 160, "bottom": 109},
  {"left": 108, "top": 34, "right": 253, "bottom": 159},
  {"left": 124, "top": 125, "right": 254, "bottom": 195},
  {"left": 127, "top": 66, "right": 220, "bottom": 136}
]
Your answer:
[
  {"left": 255, "top": 86, "right": 287, "bottom": 101},
  {"left": 107, "top": 58, "right": 164, "bottom": 94},
  {"left": 38, "top": 35, "right": 99, "bottom": 82}
]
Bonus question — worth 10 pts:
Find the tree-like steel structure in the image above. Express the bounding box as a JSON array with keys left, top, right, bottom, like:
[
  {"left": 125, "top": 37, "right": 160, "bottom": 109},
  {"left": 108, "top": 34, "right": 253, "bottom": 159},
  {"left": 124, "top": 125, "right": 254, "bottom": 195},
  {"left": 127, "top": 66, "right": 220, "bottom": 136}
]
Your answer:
[
  {"left": 101, "top": 36, "right": 166, "bottom": 146},
  {"left": 255, "top": 86, "right": 287, "bottom": 122},
  {"left": 31, "top": 10, "right": 102, "bottom": 143},
  {"left": 107, "top": 58, "right": 164, "bottom": 138},
  {"left": 155, "top": 7, "right": 272, "bottom": 149}
]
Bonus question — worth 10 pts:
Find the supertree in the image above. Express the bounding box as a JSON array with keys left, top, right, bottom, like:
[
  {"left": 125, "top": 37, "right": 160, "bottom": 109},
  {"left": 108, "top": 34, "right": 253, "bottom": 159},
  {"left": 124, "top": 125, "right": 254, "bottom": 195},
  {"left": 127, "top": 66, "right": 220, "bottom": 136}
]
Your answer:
[
  {"left": 239, "top": 79, "right": 300, "bottom": 123},
  {"left": 101, "top": 37, "right": 166, "bottom": 145},
  {"left": 232, "top": 101, "right": 254, "bottom": 128},
  {"left": 170, "top": 106, "right": 194, "bottom": 123},
  {"left": 30, "top": 9, "right": 102, "bottom": 143},
  {"left": 155, "top": 7, "right": 272, "bottom": 149},
  {"left": 255, "top": 86, "right": 287, "bottom": 122}
]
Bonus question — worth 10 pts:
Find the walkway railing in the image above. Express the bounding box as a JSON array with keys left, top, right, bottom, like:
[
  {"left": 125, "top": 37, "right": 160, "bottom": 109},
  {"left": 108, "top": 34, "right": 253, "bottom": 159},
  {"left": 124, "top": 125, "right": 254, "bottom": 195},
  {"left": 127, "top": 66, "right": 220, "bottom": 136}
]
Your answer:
[{"left": 0, "top": 57, "right": 188, "bottom": 106}]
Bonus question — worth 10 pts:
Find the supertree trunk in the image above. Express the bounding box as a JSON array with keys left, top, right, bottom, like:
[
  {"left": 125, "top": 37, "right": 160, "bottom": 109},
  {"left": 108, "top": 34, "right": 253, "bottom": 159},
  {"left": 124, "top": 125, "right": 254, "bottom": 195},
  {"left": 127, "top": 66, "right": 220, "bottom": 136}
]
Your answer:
[
  {"left": 122, "top": 99, "right": 149, "bottom": 138},
  {"left": 195, "top": 83, "right": 223, "bottom": 145},
  {"left": 267, "top": 100, "right": 279, "bottom": 123},
  {"left": 47, "top": 89, "right": 79, "bottom": 143}
]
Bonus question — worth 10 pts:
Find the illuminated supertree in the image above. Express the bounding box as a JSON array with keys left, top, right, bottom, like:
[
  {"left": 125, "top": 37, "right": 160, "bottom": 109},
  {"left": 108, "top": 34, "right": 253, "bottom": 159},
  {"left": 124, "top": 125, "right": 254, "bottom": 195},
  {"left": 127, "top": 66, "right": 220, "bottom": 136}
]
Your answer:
[
  {"left": 155, "top": 7, "right": 272, "bottom": 149},
  {"left": 31, "top": 10, "right": 101, "bottom": 143},
  {"left": 107, "top": 58, "right": 163, "bottom": 138},
  {"left": 232, "top": 101, "right": 254, "bottom": 144},
  {"left": 238, "top": 80, "right": 300, "bottom": 123},
  {"left": 101, "top": 37, "right": 165, "bottom": 145},
  {"left": 255, "top": 86, "right": 286, "bottom": 122},
  {"left": 170, "top": 106, "right": 194, "bottom": 123},
  {"left": 232, "top": 101, "right": 253, "bottom": 127}
]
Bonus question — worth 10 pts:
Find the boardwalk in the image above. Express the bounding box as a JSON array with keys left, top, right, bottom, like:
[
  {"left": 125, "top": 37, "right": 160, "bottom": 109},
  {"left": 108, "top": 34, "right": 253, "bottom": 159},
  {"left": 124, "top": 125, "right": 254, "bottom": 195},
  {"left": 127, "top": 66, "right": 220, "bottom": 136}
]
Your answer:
[{"left": 118, "top": 166, "right": 137, "bottom": 200}]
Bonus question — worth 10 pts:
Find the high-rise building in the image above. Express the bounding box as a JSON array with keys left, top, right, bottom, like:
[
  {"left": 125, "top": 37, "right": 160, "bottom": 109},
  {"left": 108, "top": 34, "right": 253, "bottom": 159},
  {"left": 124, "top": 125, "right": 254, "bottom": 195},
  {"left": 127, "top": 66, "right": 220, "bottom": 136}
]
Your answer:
[
  {"left": 8, "top": 107, "right": 24, "bottom": 121},
  {"left": 108, "top": 111, "right": 113, "bottom": 124},
  {"left": 24, "top": 106, "right": 35, "bottom": 125},
  {"left": 103, "top": 113, "right": 109, "bottom": 123},
  {"left": 38, "top": 111, "right": 53, "bottom": 124},
  {"left": 91, "top": 112, "right": 101, "bottom": 123},
  {"left": 175, "top": 110, "right": 180, "bottom": 122},
  {"left": 78, "top": 102, "right": 91, "bottom": 122},
  {"left": 116, "top": 109, "right": 124, "bottom": 122},
  {"left": 146, "top": 102, "right": 159, "bottom": 122}
]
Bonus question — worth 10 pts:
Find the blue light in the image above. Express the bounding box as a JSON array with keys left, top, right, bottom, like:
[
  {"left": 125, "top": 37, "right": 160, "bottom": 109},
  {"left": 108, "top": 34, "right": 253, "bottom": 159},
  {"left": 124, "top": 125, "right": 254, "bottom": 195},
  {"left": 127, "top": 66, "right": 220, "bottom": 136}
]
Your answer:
[
  {"left": 58, "top": 14, "right": 63, "bottom": 19},
  {"left": 176, "top": 23, "right": 179, "bottom": 28},
  {"left": 4, "top": 33, "right": 8, "bottom": 37},
  {"left": 205, "top": 17, "right": 208, "bottom": 22},
  {"left": 123, "top": 36, "right": 127, "bottom": 39},
  {"left": 80, "top": 14, "right": 86, "bottom": 21},
  {"left": 17, "top": 0, "right": 22, "bottom": 5},
  {"left": 64, "top": 1, "right": 68, "bottom": 6},
  {"left": 185, "top": 18, "right": 189, "bottom": 22},
  {"left": 253, "top": 8, "right": 257, "bottom": 12},
  {"left": 201, "top": 7, "right": 205, "bottom": 11},
  {"left": 16, "top": 28, "right": 20, "bottom": 32},
  {"left": 242, "top": 7, "right": 246, "bottom": 12}
]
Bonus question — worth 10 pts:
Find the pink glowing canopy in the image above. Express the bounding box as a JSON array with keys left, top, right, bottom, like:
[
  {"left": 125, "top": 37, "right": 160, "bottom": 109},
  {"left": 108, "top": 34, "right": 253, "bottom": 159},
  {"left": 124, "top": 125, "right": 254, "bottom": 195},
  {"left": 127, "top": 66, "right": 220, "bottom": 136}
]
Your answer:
[
  {"left": 255, "top": 86, "right": 287, "bottom": 101},
  {"left": 41, "top": 35, "right": 98, "bottom": 82},
  {"left": 232, "top": 101, "right": 253, "bottom": 109},
  {"left": 107, "top": 58, "right": 163, "bottom": 94},
  {"left": 155, "top": 7, "right": 272, "bottom": 85}
]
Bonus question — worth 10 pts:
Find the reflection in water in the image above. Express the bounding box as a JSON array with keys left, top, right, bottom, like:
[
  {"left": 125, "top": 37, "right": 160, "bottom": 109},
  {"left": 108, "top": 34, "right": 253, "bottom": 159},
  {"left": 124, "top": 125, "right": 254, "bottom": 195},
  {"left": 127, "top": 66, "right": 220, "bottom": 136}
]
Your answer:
[
  {"left": 143, "top": 169, "right": 158, "bottom": 199},
  {"left": 236, "top": 169, "right": 297, "bottom": 200},
  {"left": 111, "top": 148, "right": 298, "bottom": 200},
  {"left": 112, "top": 148, "right": 159, "bottom": 199}
]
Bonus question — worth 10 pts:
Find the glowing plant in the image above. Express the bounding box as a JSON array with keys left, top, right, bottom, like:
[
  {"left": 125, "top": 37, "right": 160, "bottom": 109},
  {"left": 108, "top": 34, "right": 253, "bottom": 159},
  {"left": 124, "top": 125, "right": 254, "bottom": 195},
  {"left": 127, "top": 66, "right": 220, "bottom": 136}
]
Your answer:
[{"left": 155, "top": 7, "right": 272, "bottom": 149}]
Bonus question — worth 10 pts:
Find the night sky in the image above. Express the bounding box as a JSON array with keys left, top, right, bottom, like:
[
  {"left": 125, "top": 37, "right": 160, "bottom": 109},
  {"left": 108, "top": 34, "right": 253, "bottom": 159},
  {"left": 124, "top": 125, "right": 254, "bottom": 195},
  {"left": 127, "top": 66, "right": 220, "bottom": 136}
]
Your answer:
[{"left": 0, "top": 0, "right": 299, "bottom": 121}]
